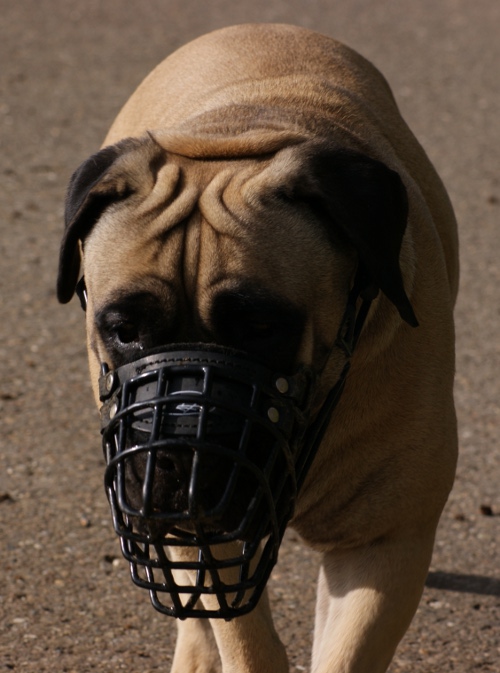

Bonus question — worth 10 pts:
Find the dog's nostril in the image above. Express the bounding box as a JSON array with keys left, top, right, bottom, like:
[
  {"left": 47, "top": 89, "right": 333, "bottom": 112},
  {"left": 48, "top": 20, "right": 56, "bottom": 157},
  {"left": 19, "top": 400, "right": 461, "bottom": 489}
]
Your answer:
[
  {"left": 155, "top": 450, "right": 193, "bottom": 475},
  {"left": 156, "top": 456, "right": 177, "bottom": 471}
]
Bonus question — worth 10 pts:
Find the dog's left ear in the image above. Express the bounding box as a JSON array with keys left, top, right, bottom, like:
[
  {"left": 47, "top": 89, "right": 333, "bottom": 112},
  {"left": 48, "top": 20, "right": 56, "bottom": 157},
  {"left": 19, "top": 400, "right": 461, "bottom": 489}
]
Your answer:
[
  {"left": 295, "top": 146, "right": 418, "bottom": 327},
  {"left": 57, "top": 136, "right": 162, "bottom": 304}
]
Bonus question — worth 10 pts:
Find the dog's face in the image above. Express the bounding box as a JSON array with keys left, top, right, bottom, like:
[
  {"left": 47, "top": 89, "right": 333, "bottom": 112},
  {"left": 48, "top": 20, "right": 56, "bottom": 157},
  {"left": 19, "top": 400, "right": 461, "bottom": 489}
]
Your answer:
[
  {"left": 86, "top": 147, "right": 359, "bottom": 380},
  {"left": 82, "top": 150, "right": 351, "bottom": 386},
  {"left": 58, "top": 132, "right": 415, "bottom": 525}
]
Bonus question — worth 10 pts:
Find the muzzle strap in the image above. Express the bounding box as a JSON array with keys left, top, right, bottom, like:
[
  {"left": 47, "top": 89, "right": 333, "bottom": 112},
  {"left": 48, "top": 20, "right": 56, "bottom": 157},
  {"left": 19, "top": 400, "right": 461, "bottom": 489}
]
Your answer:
[{"left": 296, "top": 268, "right": 376, "bottom": 491}]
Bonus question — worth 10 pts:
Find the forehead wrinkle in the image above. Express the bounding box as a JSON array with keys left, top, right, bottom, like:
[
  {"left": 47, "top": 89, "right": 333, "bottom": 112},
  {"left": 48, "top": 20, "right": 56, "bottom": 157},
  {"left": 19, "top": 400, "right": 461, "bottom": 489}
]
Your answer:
[
  {"left": 134, "top": 162, "right": 183, "bottom": 218},
  {"left": 179, "top": 211, "right": 202, "bottom": 305},
  {"left": 144, "top": 181, "right": 200, "bottom": 243},
  {"left": 198, "top": 164, "right": 261, "bottom": 237}
]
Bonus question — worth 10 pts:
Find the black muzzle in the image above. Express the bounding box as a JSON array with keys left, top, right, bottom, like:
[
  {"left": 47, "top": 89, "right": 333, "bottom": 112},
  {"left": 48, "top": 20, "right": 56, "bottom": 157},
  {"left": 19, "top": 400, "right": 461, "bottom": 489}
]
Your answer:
[
  {"left": 99, "top": 345, "right": 322, "bottom": 619},
  {"left": 95, "top": 271, "right": 374, "bottom": 621}
]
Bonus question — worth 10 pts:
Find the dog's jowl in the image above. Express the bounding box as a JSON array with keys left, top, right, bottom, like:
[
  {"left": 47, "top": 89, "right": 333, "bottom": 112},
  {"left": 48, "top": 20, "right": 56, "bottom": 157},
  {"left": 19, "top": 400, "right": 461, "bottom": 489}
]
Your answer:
[{"left": 58, "top": 24, "right": 458, "bottom": 673}]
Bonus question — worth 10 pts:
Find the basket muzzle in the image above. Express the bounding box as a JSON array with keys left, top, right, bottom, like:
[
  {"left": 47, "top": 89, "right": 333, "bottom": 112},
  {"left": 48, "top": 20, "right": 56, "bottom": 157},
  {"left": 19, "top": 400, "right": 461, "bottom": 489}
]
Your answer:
[
  {"left": 72, "top": 265, "right": 378, "bottom": 620},
  {"left": 99, "top": 345, "right": 316, "bottom": 619}
]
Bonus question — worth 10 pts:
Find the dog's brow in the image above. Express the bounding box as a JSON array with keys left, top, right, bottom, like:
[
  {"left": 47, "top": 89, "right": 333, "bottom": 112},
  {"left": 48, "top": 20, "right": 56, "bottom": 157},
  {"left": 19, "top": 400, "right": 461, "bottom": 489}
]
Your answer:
[{"left": 95, "top": 279, "right": 177, "bottom": 315}]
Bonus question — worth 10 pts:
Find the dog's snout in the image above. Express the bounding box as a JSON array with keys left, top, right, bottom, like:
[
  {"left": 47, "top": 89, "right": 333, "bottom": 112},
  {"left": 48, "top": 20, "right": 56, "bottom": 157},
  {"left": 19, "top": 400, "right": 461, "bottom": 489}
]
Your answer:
[
  {"left": 155, "top": 453, "right": 180, "bottom": 473},
  {"left": 101, "top": 344, "right": 316, "bottom": 617},
  {"left": 156, "top": 446, "right": 192, "bottom": 476}
]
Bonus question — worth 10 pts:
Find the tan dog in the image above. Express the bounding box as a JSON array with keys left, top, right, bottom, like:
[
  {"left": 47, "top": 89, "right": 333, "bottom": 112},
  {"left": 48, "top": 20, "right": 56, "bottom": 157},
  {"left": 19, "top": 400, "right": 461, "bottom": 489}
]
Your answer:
[{"left": 57, "top": 23, "right": 458, "bottom": 673}]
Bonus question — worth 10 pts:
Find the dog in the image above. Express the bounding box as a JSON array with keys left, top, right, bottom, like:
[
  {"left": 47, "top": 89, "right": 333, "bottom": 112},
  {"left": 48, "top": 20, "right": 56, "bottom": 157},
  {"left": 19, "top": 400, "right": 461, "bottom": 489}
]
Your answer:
[{"left": 57, "top": 23, "right": 458, "bottom": 673}]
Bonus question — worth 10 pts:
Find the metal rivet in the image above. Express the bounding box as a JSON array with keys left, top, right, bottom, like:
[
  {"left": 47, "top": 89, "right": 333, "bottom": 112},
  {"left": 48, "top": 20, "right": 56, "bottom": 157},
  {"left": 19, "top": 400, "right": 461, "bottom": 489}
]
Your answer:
[
  {"left": 109, "top": 402, "right": 118, "bottom": 419},
  {"left": 105, "top": 372, "right": 115, "bottom": 391},
  {"left": 268, "top": 407, "right": 280, "bottom": 423},
  {"left": 275, "top": 377, "right": 289, "bottom": 394}
]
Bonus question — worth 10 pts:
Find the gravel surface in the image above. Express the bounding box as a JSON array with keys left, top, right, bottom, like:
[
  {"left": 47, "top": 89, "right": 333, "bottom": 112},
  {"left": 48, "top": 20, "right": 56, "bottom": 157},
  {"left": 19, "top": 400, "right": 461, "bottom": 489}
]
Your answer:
[{"left": 1, "top": 1, "right": 499, "bottom": 671}]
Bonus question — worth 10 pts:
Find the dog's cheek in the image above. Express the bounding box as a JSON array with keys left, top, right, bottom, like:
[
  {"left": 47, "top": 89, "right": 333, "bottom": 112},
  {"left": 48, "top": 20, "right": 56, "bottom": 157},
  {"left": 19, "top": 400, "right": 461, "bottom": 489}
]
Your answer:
[{"left": 86, "top": 329, "right": 104, "bottom": 406}]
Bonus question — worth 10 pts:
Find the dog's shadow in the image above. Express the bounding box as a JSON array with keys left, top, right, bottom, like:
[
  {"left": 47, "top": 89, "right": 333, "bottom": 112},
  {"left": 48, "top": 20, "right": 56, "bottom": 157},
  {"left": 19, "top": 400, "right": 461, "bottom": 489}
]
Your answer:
[{"left": 426, "top": 571, "right": 500, "bottom": 596}]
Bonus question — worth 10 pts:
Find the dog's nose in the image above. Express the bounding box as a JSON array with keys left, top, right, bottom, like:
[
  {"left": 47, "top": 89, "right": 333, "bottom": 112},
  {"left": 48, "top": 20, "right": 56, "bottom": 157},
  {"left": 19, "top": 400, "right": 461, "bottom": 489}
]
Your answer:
[
  {"left": 155, "top": 452, "right": 182, "bottom": 473},
  {"left": 155, "top": 446, "right": 193, "bottom": 479}
]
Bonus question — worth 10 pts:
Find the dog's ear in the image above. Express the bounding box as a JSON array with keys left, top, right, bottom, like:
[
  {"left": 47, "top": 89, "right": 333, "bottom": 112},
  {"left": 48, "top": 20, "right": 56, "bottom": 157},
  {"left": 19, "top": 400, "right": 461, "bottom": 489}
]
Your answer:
[
  {"left": 295, "top": 147, "right": 418, "bottom": 327},
  {"left": 57, "top": 136, "right": 161, "bottom": 304}
]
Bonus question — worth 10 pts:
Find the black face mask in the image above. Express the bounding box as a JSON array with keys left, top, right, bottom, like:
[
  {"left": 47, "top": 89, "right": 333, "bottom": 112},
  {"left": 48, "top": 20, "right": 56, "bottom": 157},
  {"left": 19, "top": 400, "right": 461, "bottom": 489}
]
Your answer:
[{"left": 93, "top": 272, "right": 376, "bottom": 620}]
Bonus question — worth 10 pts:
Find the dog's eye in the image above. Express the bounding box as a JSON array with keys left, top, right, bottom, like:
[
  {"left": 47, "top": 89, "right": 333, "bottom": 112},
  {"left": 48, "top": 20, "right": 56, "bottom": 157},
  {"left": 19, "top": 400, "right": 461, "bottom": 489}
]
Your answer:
[
  {"left": 210, "top": 288, "right": 305, "bottom": 370},
  {"left": 98, "top": 312, "right": 142, "bottom": 347},
  {"left": 231, "top": 316, "right": 278, "bottom": 343},
  {"left": 115, "top": 320, "right": 140, "bottom": 345},
  {"left": 246, "top": 322, "right": 274, "bottom": 339},
  {"left": 95, "top": 291, "right": 177, "bottom": 366}
]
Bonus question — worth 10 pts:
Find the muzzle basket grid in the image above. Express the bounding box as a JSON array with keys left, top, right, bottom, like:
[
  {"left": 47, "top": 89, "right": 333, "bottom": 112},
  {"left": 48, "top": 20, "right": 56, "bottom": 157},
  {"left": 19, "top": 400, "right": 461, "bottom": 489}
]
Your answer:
[{"left": 100, "top": 348, "right": 312, "bottom": 619}]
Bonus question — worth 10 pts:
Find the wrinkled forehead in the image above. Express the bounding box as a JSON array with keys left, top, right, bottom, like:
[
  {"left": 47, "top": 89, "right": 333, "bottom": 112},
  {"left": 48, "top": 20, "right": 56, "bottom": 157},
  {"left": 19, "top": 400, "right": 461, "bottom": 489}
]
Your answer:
[{"left": 82, "top": 150, "right": 338, "bottom": 309}]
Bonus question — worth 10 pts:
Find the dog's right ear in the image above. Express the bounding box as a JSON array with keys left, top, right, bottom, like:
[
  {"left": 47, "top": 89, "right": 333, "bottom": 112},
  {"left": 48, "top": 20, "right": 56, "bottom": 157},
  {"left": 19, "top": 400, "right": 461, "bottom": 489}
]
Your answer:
[
  {"left": 285, "top": 144, "right": 418, "bottom": 327},
  {"left": 57, "top": 136, "right": 162, "bottom": 304}
]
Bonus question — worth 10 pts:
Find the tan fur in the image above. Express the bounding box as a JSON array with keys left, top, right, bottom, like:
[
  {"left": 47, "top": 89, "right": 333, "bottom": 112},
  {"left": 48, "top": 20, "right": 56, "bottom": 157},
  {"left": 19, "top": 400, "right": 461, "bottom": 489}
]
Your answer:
[{"left": 66, "top": 24, "right": 458, "bottom": 673}]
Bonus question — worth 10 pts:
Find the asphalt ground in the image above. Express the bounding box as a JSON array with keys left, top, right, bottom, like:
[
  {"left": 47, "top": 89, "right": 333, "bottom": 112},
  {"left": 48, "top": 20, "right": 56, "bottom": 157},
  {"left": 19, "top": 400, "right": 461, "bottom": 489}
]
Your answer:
[{"left": 0, "top": 1, "right": 499, "bottom": 671}]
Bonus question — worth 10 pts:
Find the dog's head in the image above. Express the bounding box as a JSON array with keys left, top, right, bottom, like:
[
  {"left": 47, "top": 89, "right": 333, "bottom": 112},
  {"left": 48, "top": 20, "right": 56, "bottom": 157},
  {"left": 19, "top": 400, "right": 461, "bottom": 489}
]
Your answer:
[
  {"left": 57, "top": 130, "right": 416, "bottom": 616},
  {"left": 59, "top": 131, "right": 415, "bottom": 375}
]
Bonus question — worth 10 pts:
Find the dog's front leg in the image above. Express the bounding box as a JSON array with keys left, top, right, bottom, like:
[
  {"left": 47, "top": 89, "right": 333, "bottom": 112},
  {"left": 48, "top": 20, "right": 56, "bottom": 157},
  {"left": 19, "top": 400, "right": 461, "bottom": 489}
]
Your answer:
[
  {"left": 171, "top": 587, "right": 287, "bottom": 673},
  {"left": 208, "top": 587, "right": 288, "bottom": 673},
  {"left": 311, "top": 526, "right": 437, "bottom": 673},
  {"left": 171, "top": 616, "right": 221, "bottom": 673},
  {"left": 169, "top": 545, "right": 288, "bottom": 673}
]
